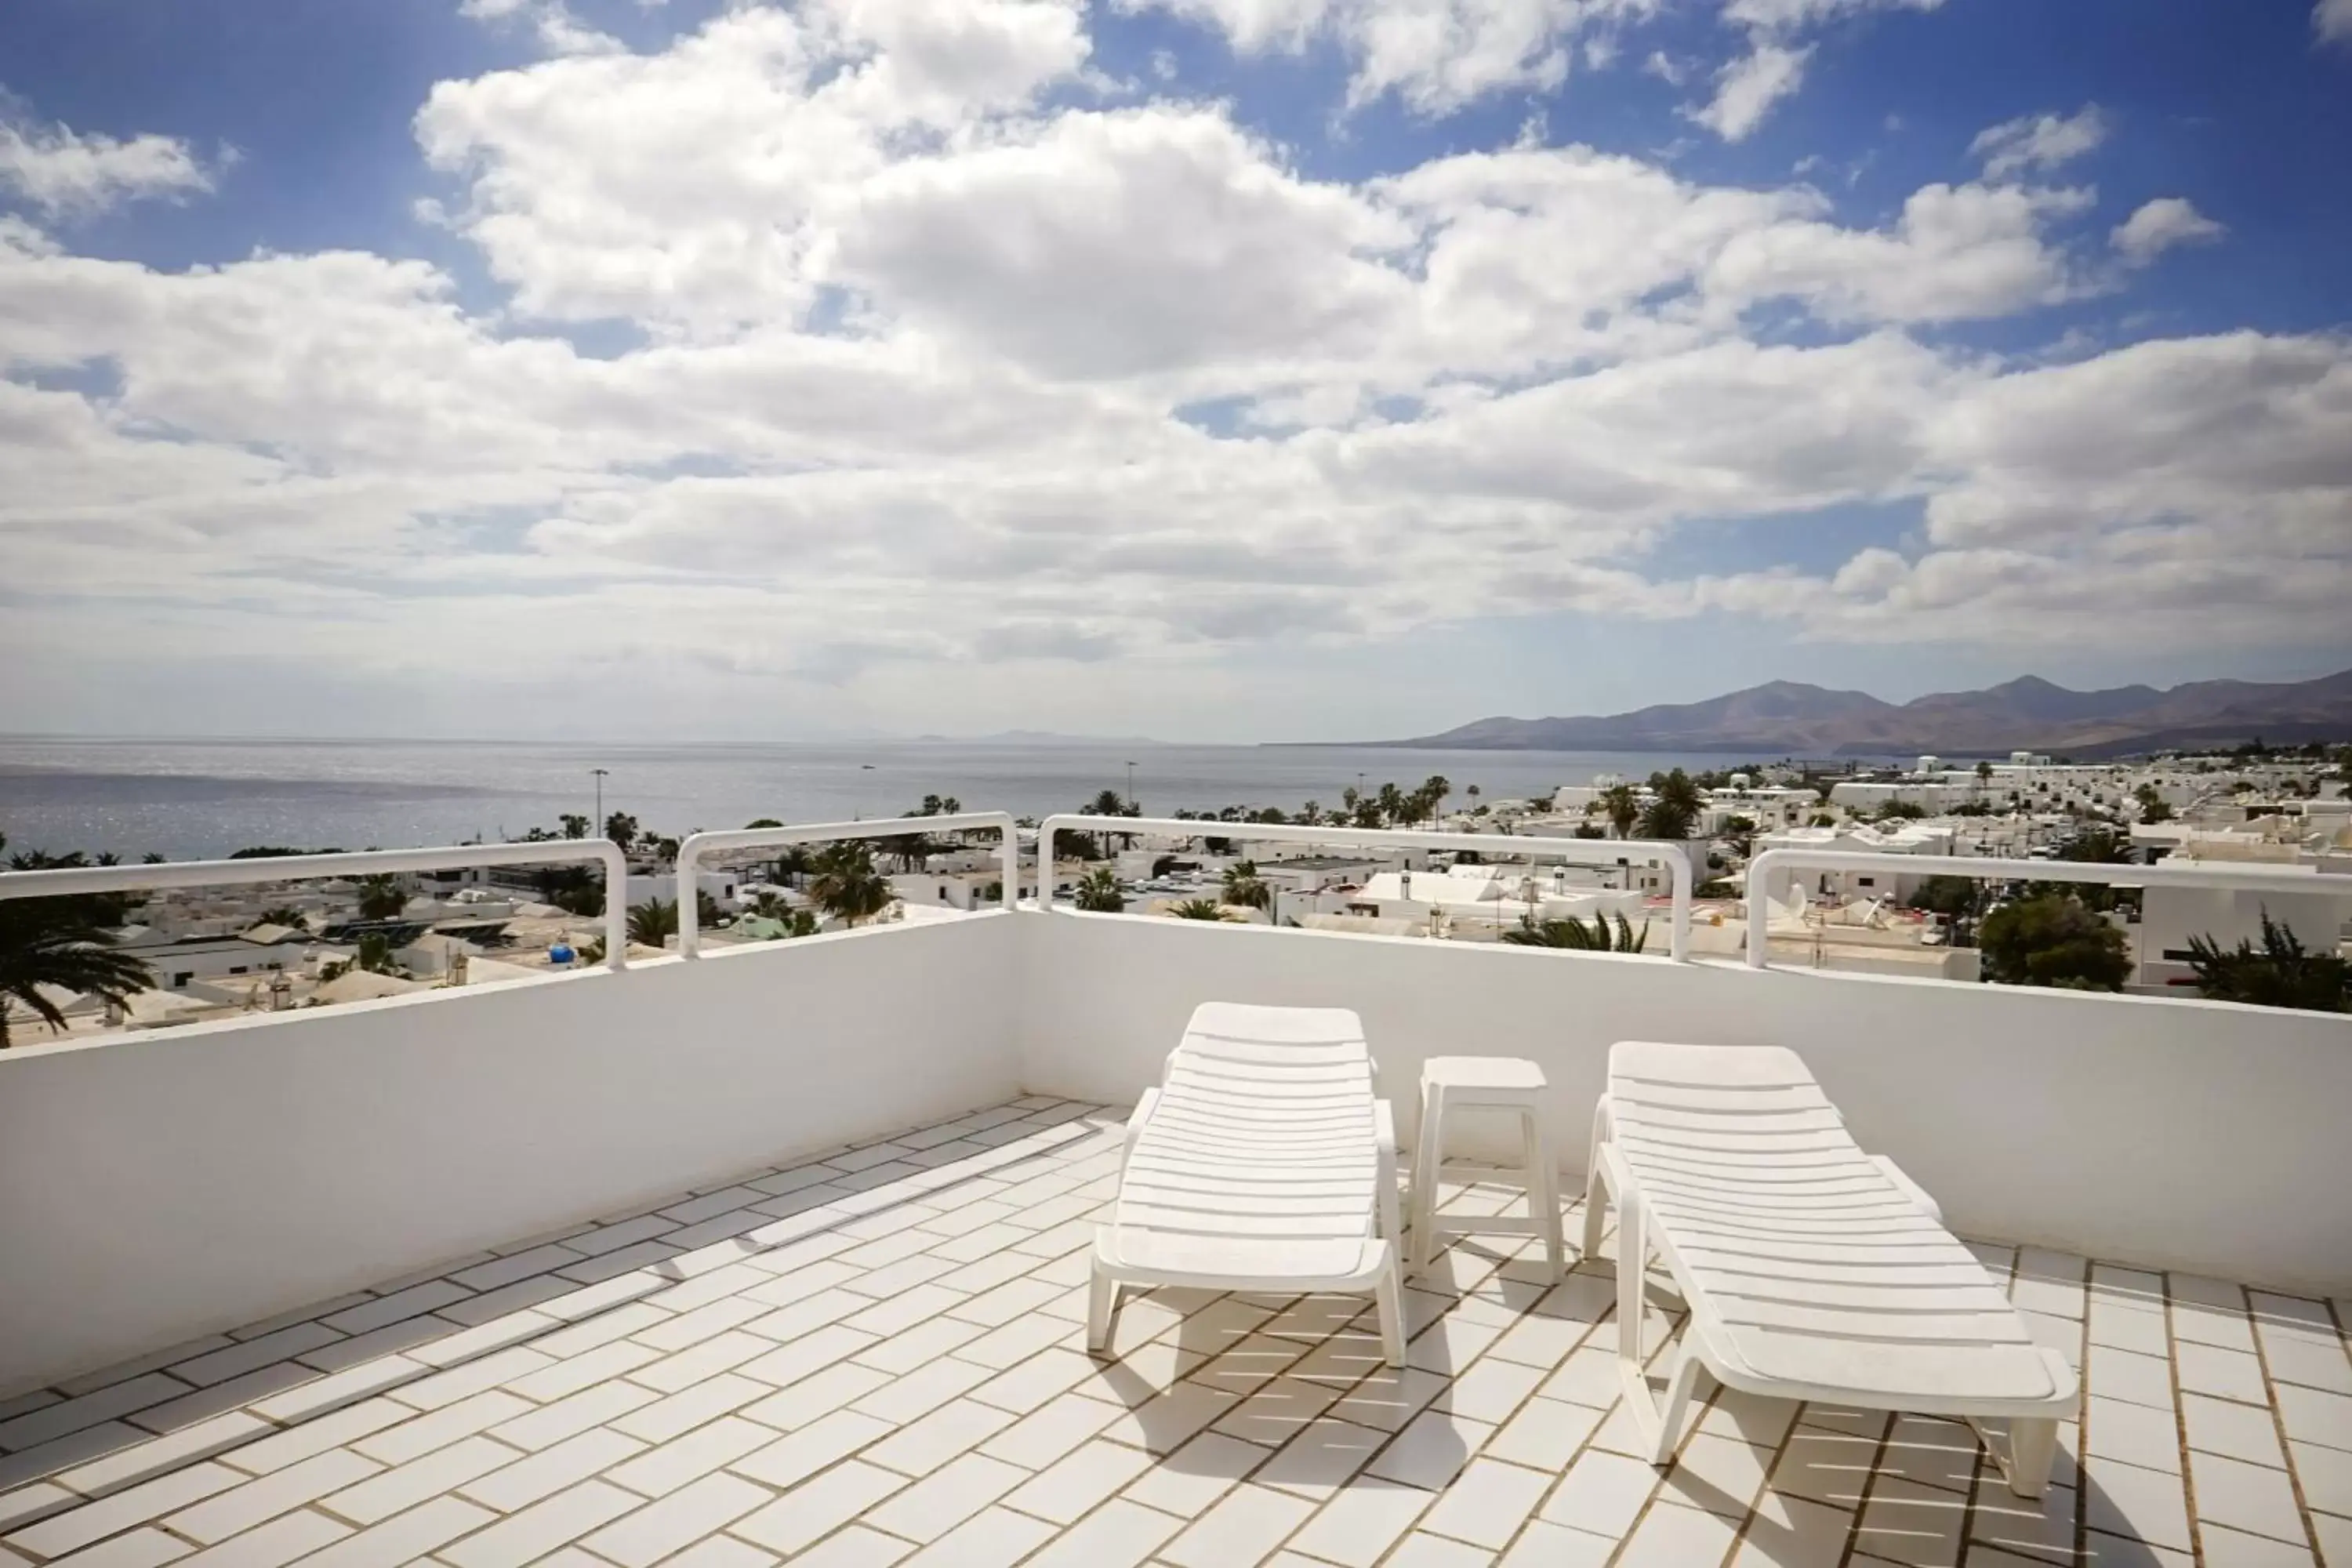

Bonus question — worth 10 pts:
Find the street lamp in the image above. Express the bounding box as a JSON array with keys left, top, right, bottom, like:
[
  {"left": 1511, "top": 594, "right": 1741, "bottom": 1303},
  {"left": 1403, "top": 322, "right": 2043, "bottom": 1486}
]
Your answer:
[
  {"left": 1125, "top": 760, "right": 1137, "bottom": 811},
  {"left": 591, "top": 768, "right": 609, "bottom": 833}
]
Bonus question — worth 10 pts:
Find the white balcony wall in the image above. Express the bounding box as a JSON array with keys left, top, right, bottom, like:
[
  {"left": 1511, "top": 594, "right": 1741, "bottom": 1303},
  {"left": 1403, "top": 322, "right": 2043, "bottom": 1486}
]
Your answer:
[
  {"left": 0, "top": 914, "right": 1021, "bottom": 1392},
  {"left": 1018, "top": 913, "right": 2352, "bottom": 1297}
]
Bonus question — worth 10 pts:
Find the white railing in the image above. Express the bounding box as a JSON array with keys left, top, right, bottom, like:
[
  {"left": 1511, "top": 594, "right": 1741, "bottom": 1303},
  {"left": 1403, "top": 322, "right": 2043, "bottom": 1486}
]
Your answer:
[
  {"left": 1743, "top": 848, "right": 2341, "bottom": 971},
  {"left": 1036, "top": 814, "right": 1697, "bottom": 960},
  {"left": 674, "top": 813, "right": 1021, "bottom": 958},
  {"left": 0, "top": 841, "right": 631, "bottom": 970}
]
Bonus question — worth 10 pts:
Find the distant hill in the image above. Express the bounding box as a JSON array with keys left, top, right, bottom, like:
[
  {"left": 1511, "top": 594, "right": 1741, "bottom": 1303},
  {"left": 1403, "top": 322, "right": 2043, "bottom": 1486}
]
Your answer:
[{"left": 1372, "top": 669, "right": 2352, "bottom": 757}]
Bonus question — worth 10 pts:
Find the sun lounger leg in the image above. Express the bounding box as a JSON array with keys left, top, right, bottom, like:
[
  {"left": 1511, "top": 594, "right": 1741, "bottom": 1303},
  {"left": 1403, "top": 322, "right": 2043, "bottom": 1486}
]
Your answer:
[
  {"left": 1375, "top": 1102, "right": 1403, "bottom": 1247},
  {"left": 2003, "top": 1417, "right": 2059, "bottom": 1498},
  {"left": 1375, "top": 1261, "right": 1406, "bottom": 1367},
  {"left": 1086, "top": 1261, "right": 1121, "bottom": 1354},
  {"left": 1580, "top": 1099, "right": 1612, "bottom": 1261}
]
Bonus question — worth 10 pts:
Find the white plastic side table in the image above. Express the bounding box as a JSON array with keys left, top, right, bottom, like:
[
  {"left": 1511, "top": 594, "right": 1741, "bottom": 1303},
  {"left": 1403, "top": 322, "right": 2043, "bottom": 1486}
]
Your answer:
[{"left": 1408, "top": 1056, "right": 1565, "bottom": 1280}]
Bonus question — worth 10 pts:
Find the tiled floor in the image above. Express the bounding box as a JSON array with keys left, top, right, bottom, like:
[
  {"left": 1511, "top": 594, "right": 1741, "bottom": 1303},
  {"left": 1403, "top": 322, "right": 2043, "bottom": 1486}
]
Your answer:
[{"left": 3, "top": 1097, "right": 2349, "bottom": 1567}]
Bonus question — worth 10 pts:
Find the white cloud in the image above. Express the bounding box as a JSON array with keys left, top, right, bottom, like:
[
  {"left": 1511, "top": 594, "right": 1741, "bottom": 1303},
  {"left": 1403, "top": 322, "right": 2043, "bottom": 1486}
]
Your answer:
[
  {"left": 415, "top": 1, "right": 1091, "bottom": 337},
  {"left": 0, "top": 104, "right": 217, "bottom": 218},
  {"left": 1121, "top": 0, "right": 1658, "bottom": 117},
  {"left": 458, "top": 0, "right": 622, "bottom": 55},
  {"left": 1970, "top": 105, "right": 2107, "bottom": 180},
  {"left": 2317, "top": 0, "right": 2352, "bottom": 44},
  {"left": 2111, "top": 197, "right": 2224, "bottom": 266},
  {"left": 2, "top": 2, "right": 2340, "bottom": 739},
  {"left": 1689, "top": 41, "right": 1809, "bottom": 141},
  {"left": 1704, "top": 180, "right": 2090, "bottom": 322}
]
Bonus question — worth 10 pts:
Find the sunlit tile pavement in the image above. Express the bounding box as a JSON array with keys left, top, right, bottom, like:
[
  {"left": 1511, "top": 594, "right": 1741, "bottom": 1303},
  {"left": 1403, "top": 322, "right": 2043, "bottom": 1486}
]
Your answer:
[{"left": 2, "top": 1098, "right": 2347, "bottom": 1566}]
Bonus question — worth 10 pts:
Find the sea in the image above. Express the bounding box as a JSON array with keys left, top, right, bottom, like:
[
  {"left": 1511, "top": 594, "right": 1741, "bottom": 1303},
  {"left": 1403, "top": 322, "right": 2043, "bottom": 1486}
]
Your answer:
[{"left": 0, "top": 737, "right": 1744, "bottom": 862}]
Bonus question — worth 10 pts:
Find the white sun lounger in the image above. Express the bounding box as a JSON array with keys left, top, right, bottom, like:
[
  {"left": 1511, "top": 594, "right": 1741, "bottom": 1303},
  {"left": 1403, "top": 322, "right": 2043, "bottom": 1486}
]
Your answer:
[
  {"left": 1582, "top": 1040, "right": 2079, "bottom": 1497},
  {"left": 1088, "top": 1002, "right": 1405, "bottom": 1366}
]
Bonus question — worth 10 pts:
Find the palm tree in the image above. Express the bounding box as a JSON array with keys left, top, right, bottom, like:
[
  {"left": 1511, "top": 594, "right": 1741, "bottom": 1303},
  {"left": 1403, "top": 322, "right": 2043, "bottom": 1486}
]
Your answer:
[
  {"left": 560, "top": 813, "right": 590, "bottom": 840},
  {"left": 1375, "top": 782, "right": 1405, "bottom": 826},
  {"left": 883, "top": 824, "right": 938, "bottom": 872},
  {"left": 1167, "top": 898, "right": 1230, "bottom": 921},
  {"left": 1466, "top": 784, "right": 1481, "bottom": 814},
  {"left": 603, "top": 812, "right": 639, "bottom": 851},
  {"left": 1599, "top": 784, "right": 1640, "bottom": 839},
  {"left": 1421, "top": 775, "right": 1450, "bottom": 824},
  {"left": 1086, "top": 789, "right": 1139, "bottom": 851},
  {"left": 748, "top": 890, "right": 793, "bottom": 919},
  {"left": 628, "top": 899, "right": 679, "bottom": 948},
  {"left": 0, "top": 902, "right": 152, "bottom": 1047},
  {"left": 1073, "top": 867, "right": 1125, "bottom": 913},
  {"left": 1501, "top": 913, "right": 1649, "bottom": 953},
  {"left": 1221, "top": 861, "right": 1271, "bottom": 910},
  {"left": 811, "top": 842, "right": 893, "bottom": 927},
  {"left": 356, "top": 874, "right": 408, "bottom": 921},
  {"left": 1637, "top": 797, "right": 1696, "bottom": 840},
  {"left": 773, "top": 845, "right": 814, "bottom": 887}
]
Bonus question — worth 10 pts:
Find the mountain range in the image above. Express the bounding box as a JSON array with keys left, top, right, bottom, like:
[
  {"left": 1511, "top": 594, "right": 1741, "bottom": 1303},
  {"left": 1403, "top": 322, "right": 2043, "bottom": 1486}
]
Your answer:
[{"left": 1374, "top": 669, "right": 2352, "bottom": 759}]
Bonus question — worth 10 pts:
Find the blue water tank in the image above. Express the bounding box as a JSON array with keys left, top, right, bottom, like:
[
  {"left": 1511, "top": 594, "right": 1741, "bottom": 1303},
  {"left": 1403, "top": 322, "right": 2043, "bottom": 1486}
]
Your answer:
[{"left": 548, "top": 942, "right": 576, "bottom": 967}]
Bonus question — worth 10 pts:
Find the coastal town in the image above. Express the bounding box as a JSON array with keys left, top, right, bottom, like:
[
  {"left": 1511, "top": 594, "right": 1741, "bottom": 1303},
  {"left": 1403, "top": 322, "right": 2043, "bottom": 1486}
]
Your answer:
[{"left": 7, "top": 744, "right": 2346, "bottom": 1044}]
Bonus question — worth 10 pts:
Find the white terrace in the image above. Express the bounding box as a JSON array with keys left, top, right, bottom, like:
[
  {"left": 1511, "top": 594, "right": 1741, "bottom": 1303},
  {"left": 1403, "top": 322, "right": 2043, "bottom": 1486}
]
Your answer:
[{"left": 2, "top": 829, "right": 2350, "bottom": 1568}]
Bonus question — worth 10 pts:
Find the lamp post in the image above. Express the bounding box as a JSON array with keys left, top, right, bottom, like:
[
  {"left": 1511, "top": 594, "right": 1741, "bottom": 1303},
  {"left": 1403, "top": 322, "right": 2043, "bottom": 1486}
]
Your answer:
[
  {"left": 591, "top": 768, "right": 608, "bottom": 833},
  {"left": 1125, "top": 760, "right": 1137, "bottom": 811}
]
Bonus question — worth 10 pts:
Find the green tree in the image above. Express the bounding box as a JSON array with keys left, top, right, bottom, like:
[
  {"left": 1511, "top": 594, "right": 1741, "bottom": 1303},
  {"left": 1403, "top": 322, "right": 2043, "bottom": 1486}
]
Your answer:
[
  {"left": 811, "top": 841, "right": 893, "bottom": 927},
  {"left": 1975, "top": 760, "right": 1994, "bottom": 782},
  {"left": 2184, "top": 914, "right": 2350, "bottom": 1013},
  {"left": 772, "top": 845, "right": 813, "bottom": 886},
  {"left": 1420, "top": 775, "right": 1451, "bottom": 824},
  {"left": 355, "top": 875, "right": 408, "bottom": 921},
  {"left": 1166, "top": 898, "right": 1230, "bottom": 921},
  {"left": 1086, "top": 789, "right": 1140, "bottom": 851},
  {"left": 882, "top": 823, "right": 938, "bottom": 872},
  {"left": 1636, "top": 793, "right": 1695, "bottom": 840},
  {"left": 627, "top": 899, "right": 679, "bottom": 948},
  {"left": 2060, "top": 828, "right": 2132, "bottom": 864},
  {"left": 604, "top": 812, "right": 639, "bottom": 851},
  {"left": 1874, "top": 799, "right": 1927, "bottom": 821},
  {"left": 1913, "top": 877, "right": 1985, "bottom": 920},
  {"left": 0, "top": 901, "right": 153, "bottom": 1047},
  {"left": 1599, "top": 784, "right": 1640, "bottom": 839},
  {"left": 746, "top": 818, "right": 783, "bottom": 829},
  {"left": 1221, "top": 861, "right": 1271, "bottom": 910},
  {"left": 559, "top": 814, "right": 590, "bottom": 839},
  {"left": 2134, "top": 786, "right": 2173, "bottom": 824},
  {"left": 1501, "top": 913, "right": 1649, "bottom": 953},
  {"left": 354, "top": 932, "right": 400, "bottom": 975},
  {"left": 255, "top": 906, "right": 309, "bottom": 930},
  {"left": 1073, "top": 867, "right": 1126, "bottom": 913},
  {"left": 1978, "top": 895, "right": 2130, "bottom": 991}
]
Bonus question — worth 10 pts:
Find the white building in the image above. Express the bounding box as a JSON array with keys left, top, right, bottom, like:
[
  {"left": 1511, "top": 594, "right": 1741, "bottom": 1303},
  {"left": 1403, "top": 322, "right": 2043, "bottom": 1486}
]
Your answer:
[
  {"left": 2135, "top": 840, "right": 2352, "bottom": 991},
  {"left": 1754, "top": 822, "right": 1958, "bottom": 904},
  {"left": 1338, "top": 866, "right": 1650, "bottom": 943}
]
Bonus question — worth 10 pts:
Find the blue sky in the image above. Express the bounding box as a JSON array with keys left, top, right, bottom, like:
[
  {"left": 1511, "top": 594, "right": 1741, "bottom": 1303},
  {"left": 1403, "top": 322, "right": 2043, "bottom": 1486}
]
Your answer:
[{"left": 1, "top": 0, "right": 2347, "bottom": 740}]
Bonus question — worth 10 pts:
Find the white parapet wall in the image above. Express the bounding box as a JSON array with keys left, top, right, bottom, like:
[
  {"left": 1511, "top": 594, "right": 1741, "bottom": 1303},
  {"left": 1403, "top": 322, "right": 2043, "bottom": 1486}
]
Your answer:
[
  {"left": 0, "top": 914, "right": 1023, "bottom": 1392},
  {"left": 6, "top": 902, "right": 2350, "bottom": 1394},
  {"left": 1017, "top": 913, "right": 2352, "bottom": 1298}
]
